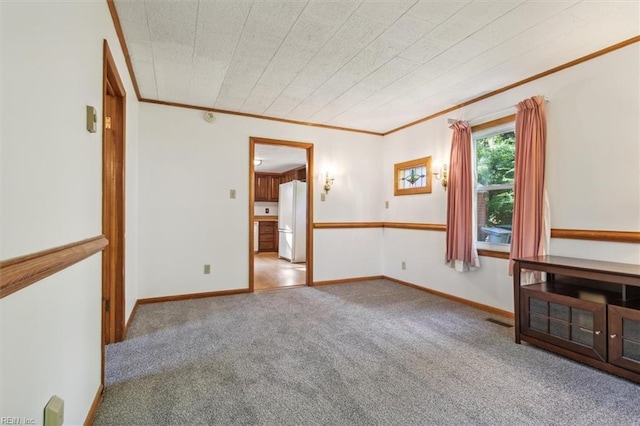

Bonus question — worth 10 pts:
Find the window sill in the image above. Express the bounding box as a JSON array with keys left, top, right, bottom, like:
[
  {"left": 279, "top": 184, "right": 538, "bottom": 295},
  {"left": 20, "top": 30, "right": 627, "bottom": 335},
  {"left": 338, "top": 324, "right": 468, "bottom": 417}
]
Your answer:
[{"left": 477, "top": 243, "right": 510, "bottom": 259}]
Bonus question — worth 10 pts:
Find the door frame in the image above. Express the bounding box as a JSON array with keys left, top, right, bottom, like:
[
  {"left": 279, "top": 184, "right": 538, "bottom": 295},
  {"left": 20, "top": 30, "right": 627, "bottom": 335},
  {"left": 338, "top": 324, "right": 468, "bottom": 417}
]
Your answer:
[
  {"left": 101, "top": 40, "right": 126, "bottom": 382},
  {"left": 249, "top": 137, "right": 314, "bottom": 291}
]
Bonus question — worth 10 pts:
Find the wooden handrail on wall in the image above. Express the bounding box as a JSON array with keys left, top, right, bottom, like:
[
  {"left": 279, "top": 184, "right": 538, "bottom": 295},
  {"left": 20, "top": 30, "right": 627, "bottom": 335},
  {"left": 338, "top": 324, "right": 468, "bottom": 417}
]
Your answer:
[
  {"left": 313, "top": 222, "right": 383, "bottom": 229},
  {"left": 549, "top": 229, "right": 640, "bottom": 244},
  {"left": 313, "top": 222, "right": 640, "bottom": 245},
  {"left": 0, "top": 235, "right": 108, "bottom": 299}
]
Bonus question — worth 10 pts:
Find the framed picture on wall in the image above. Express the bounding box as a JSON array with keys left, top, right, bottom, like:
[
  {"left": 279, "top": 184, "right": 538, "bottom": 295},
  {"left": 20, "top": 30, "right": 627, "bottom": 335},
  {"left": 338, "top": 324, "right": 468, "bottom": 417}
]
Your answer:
[{"left": 394, "top": 156, "right": 432, "bottom": 196}]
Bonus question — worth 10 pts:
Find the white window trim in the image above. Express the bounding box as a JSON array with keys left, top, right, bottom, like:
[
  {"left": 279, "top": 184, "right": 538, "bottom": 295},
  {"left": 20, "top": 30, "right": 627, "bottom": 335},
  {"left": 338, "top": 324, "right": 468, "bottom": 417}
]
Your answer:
[{"left": 472, "top": 122, "right": 516, "bottom": 252}]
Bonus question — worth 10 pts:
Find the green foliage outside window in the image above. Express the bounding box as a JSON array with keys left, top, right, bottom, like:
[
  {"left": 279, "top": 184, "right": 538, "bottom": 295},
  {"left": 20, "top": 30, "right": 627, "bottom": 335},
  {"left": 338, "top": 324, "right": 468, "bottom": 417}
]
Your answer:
[{"left": 476, "top": 131, "right": 515, "bottom": 227}]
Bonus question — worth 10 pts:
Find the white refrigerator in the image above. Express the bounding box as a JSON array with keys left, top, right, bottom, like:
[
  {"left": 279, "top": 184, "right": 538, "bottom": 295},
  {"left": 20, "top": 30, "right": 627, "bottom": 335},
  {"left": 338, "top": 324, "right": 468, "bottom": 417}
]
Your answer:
[{"left": 278, "top": 180, "right": 307, "bottom": 263}]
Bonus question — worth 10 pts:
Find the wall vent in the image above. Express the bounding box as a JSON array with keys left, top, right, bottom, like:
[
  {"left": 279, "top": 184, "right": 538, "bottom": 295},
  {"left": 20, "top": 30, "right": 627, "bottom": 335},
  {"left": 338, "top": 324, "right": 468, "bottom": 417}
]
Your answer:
[{"left": 486, "top": 318, "right": 513, "bottom": 328}]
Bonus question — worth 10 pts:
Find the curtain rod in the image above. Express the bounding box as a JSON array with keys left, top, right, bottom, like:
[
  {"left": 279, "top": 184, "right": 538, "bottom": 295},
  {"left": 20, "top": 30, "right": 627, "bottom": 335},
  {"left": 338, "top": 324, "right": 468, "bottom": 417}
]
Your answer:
[{"left": 447, "top": 95, "right": 550, "bottom": 125}]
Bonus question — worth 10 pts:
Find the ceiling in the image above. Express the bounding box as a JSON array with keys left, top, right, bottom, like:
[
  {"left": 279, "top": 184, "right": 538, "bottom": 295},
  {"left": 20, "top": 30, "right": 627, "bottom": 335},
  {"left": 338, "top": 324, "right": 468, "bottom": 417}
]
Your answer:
[
  {"left": 254, "top": 143, "right": 306, "bottom": 173},
  {"left": 113, "top": 0, "right": 639, "bottom": 134}
]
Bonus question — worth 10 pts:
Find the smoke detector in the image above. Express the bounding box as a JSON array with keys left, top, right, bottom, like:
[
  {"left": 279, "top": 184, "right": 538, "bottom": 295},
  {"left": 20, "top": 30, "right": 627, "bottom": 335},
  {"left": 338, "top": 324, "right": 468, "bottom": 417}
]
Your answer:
[{"left": 204, "top": 111, "right": 216, "bottom": 123}]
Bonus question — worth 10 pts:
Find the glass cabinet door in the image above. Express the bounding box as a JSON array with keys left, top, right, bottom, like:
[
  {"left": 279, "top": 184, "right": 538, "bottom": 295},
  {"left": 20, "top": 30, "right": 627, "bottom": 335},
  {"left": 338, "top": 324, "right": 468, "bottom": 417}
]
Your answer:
[
  {"left": 609, "top": 305, "right": 640, "bottom": 374},
  {"left": 522, "top": 288, "right": 607, "bottom": 361}
]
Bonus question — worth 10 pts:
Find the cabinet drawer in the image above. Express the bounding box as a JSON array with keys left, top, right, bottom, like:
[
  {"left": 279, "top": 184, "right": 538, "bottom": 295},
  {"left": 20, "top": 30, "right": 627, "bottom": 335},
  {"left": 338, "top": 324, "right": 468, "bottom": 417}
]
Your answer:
[
  {"left": 259, "top": 233, "right": 274, "bottom": 242},
  {"left": 521, "top": 286, "right": 606, "bottom": 361},
  {"left": 259, "top": 222, "right": 275, "bottom": 233}
]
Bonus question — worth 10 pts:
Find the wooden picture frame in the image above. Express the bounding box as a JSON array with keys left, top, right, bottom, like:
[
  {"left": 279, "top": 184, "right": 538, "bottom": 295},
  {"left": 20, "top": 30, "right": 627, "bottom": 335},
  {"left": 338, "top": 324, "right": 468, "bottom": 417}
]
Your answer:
[{"left": 394, "top": 156, "right": 432, "bottom": 196}]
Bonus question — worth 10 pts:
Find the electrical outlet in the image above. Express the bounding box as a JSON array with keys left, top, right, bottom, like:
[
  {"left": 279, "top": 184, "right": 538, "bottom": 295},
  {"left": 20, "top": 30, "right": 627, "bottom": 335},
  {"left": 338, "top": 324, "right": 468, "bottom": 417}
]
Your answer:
[
  {"left": 204, "top": 264, "right": 211, "bottom": 274},
  {"left": 401, "top": 261, "right": 406, "bottom": 270},
  {"left": 229, "top": 189, "right": 236, "bottom": 199},
  {"left": 44, "top": 395, "right": 64, "bottom": 426}
]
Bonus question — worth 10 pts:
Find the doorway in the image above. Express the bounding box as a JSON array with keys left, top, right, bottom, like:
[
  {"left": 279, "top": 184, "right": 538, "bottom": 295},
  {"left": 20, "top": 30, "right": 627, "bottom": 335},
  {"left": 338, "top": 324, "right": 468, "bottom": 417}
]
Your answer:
[
  {"left": 249, "top": 138, "right": 313, "bottom": 291},
  {"left": 102, "top": 40, "right": 126, "bottom": 384}
]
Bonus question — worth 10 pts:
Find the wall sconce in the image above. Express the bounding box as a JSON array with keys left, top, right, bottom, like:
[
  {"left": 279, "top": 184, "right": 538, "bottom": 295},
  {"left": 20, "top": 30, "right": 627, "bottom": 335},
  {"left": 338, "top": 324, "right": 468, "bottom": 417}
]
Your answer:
[
  {"left": 433, "top": 164, "right": 448, "bottom": 189},
  {"left": 253, "top": 159, "right": 262, "bottom": 166},
  {"left": 324, "top": 172, "right": 335, "bottom": 194}
]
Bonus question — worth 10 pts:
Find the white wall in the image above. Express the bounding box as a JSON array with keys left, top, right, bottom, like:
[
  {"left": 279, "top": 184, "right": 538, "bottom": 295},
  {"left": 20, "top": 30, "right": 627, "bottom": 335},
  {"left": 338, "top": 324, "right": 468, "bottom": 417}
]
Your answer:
[
  {"left": 138, "top": 103, "right": 383, "bottom": 298},
  {"left": 0, "top": 1, "right": 139, "bottom": 424},
  {"left": 382, "top": 43, "right": 640, "bottom": 312},
  {"left": 138, "top": 43, "right": 640, "bottom": 307}
]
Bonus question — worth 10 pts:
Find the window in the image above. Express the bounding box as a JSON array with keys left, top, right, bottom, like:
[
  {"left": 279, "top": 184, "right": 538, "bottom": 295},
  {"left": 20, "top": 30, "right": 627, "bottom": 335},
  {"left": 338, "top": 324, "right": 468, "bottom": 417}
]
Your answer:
[
  {"left": 473, "top": 119, "right": 515, "bottom": 248},
  {"left": 393, "top": 156, "right": 432, "bottom": 195}
]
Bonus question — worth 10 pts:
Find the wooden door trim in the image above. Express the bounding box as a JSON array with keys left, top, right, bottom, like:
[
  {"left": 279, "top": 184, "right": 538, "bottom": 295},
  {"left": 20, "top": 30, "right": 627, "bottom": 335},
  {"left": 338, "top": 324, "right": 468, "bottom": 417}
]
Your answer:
[
  {"left": 102, "top": 40, "right": 126, "bottom": 385},
  {"left": 249, "top": 137, "right": 314, "bottom": 292}
]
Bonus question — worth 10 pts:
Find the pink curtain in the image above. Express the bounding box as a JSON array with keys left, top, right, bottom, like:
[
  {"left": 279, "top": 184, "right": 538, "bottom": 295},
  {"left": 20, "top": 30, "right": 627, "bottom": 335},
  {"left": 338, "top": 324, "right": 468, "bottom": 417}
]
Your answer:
[
  {"left": 446, "top": 121, "right": 479, "bottom": 271},
  {"left": 510, "top": 96, "right": 548, "bottom": 274}
]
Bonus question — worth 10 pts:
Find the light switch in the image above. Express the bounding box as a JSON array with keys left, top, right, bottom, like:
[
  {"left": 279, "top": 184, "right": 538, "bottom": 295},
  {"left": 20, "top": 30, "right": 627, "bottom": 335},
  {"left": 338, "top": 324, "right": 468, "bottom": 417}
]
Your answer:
[
  {"left": 204, "top": 264, "right": 211, "bottom": 274},
  {"left": 230, "top": 189, "right": 236, "bottom": 199},
  {"left": 385, "top": 201, "right": 389, "bottom": 209},
  {"left": 86, "top": 106, "right": 97, "bottom": 133},
  {"left": 320, "top": 193, "right": 326, "bottom": 202}
]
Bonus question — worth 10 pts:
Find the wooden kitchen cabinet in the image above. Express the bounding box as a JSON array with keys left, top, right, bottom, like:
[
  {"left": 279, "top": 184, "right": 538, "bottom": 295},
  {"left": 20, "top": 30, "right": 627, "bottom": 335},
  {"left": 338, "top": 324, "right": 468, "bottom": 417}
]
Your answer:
[
  {"left": 255, "top": 168, "right": 305, "bottom": 202},
  {"left": 295, "top": 166, "right": 306, "bottom": 181},
  {"left": 255, "top": 173, "right": 280, "bottom": 202},
  {"left": 282, "top": 166, "right": 306, "bottom": 184},
  {"left": 258, "top": 221, "right": 278, "bottom": 252},
  {"left": 269, "top": 175, "right": 281, "bottom": 201}
]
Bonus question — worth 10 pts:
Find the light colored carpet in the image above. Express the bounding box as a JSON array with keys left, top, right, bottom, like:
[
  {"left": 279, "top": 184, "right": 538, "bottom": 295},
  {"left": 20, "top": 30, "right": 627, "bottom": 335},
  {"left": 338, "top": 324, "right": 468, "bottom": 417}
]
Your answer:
[{"left": 95, "top": 280, "right": 640, "bottom": 425}]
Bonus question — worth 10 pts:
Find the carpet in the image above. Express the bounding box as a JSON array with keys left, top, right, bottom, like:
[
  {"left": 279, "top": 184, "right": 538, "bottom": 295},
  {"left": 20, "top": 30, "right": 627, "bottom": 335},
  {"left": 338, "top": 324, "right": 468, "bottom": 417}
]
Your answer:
[{"left": 94, "top": 280, "right": 640, "bottom": 425}]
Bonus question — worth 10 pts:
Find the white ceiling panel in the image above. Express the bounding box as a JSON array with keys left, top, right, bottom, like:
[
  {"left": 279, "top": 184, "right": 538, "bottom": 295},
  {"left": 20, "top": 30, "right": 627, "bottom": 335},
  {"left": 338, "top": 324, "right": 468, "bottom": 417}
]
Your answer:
[
  {"left": 187, "top": 58, "right": 227, "bottom": 107},
  {"left": 117, "top": 16, "right": 151, "bottom": 47},
  {"left": 304, "top": 0, "right": 360, "bottom": 24},
  {"left": 407, "top": 1, "right": 470, "bottom": 24},
  {"left": 131, "top": 60, "right": 158, "bottom": 100},
  {"left": 114, "top": 0, "right": 640, "bottom": 133},
  {"left": 380, "top": 14, "right": 438, "bottom": 46},
  {"left": 359, "top": 57, "right": 422, "bottom": 91},
  {"left": 309, "top": 85, "right": 377, "bottom": 122},
  {"left": 457, "top": 1, "right": 524, "bottom": 24},
  {"left": 194, "top": 4, "right": 248, "bottom": 61},
  {"left": 308, "top": 104, "right": 350, "bottom": 124},
  {"left": 218, "top": 83, "right": 252, "bottom": 100},
  {"left": 567, "top": 0, "right": 633, "bottom": 23},
  {"left": 214, "top": 95, "right": 245, "bottom": 111},
  {"left": 146, "top": 0, "right": 197, "bottom": 47},
  {"left": 264, "top": 84, "right": 316, "bottom": 116},
  {"left": 154, "top": 59, "right": 192, "bottom": 103},
  {"left": 287, "top": 102, "right": 327, "bottom": 121},
  {"left": 471, "top": 1, "right": 579, "bottom": 45},
  {"left": 264, "top": 95, "right": 304, "bottom": 117},
  {"left": 113, "top": 0, "right": 147, "bottom": 23},
  {"left": 240, "top": 84, "right": 283, "bottom": 114},
  {"left": 290, "top": 14, "right": 386, "bottom": 86},
  {"left": 438, "top": 37, "right": 490, "bottom": 65},
  {"left": 126, "top": 40, "right": 154, "bottom": 64},
  {"left": 354, "top": 0, "right": 416, "bottom": 25},
  {"left": 254, "top": 143, "right": 306, "bottom": 173},
  {"left": 428, "top": 14, "right": 486, "bottom": 45},
  {"left": 398, "top": 37, "right": 449, "bottom": 64}
]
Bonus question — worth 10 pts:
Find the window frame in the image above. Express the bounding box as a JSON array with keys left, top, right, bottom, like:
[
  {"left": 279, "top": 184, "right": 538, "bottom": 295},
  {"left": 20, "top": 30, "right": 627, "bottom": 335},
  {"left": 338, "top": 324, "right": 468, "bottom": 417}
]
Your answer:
[
  {"left": 472, "top": 116, "right": 516, "bottom": 252},
  {"left": 393, "top": 156, "right": 433, "bottom": 196}
]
